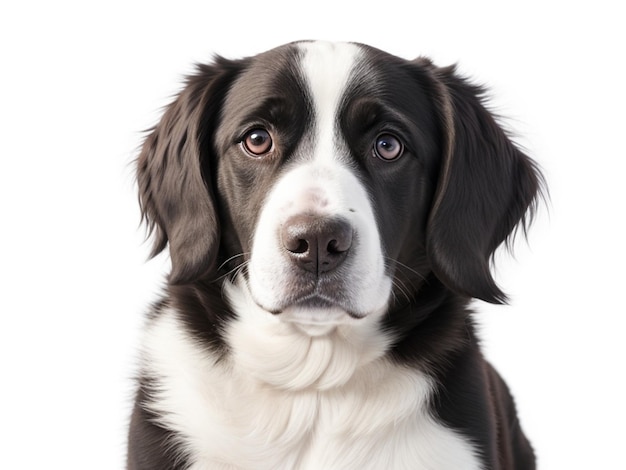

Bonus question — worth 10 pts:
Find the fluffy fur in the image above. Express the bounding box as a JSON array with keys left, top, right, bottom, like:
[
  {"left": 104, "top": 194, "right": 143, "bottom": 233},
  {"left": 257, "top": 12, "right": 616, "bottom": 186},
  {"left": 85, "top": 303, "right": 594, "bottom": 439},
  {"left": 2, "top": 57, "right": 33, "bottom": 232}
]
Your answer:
[{"left": 128, "top": 41, "right": 542, "bottom": 469}]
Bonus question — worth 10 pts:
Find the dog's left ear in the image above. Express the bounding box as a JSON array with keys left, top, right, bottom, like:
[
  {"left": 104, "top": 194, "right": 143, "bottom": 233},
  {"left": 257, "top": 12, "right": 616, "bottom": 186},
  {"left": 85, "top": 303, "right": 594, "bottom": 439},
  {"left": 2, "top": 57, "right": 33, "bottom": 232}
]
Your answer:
[
  {"left": 137, "top": 59, "right": 243, "bottom": 284},
  {"left": 423, "top": 63, "right": 543, "bottom": 304}
]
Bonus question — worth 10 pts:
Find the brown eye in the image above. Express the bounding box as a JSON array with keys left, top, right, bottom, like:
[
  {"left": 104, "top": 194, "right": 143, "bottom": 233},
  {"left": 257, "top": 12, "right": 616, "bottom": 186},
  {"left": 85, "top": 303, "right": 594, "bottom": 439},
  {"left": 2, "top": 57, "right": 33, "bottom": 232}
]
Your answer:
[
  {"left": 242, "top": 128, "right": 273, "bottom": 156},
  {"left": 374, "top": 133, "right": 403, "bottom": 161}
]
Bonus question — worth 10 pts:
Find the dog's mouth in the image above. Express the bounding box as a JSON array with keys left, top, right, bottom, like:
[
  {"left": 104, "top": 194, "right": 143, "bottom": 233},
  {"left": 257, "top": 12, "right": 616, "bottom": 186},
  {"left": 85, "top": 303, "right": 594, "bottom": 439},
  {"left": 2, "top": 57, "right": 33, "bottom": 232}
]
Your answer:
[
  {"left": 277, "top": 295, "right": 364, "bottom": 336},
  {"left": 251, "top": 287, "right": 367, "bottom": 337},
  {"left": 290, "top": 294, "right": 365, "bottom": 319},
  {"left": 257, "top": 292, "right": 364, "bottom": 319}
]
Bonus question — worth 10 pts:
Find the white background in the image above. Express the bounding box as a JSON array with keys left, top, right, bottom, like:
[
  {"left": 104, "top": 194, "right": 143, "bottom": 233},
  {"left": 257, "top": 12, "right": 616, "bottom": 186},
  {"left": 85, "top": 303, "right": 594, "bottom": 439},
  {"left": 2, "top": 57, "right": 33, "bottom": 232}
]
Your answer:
[{"left": 1, "top": 1, "right": 624, "bottom": 468}]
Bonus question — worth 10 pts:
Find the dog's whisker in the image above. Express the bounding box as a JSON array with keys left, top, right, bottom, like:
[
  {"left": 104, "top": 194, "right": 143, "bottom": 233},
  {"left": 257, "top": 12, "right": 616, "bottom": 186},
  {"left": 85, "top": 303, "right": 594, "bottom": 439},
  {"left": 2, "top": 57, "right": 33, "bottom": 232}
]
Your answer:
[
  {"left": 231, "top": 261, "right": 249, "bottom": 283},
  {"left": 211, "top": 256, "right": 250, "bottom": 284},
  {"left": 216, "top": 253, "right": 250, "bottom": 273},
  {"left": 384, "top": 256, "right": 427, "bottom": 283},
  {"left": 218, "top": 261, "right": 249, "bottom": 299},
  {"left": 384, "top": 257, "right": 426, "bottom": 303},
  {"left": 392, "top": 277, "right": 412, "bottom": 304}
]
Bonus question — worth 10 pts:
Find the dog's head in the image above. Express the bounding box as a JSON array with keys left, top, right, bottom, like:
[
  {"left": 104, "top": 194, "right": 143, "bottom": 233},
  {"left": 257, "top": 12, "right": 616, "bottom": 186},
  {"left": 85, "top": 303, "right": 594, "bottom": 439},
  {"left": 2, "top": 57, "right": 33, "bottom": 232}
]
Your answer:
[{"left": 138, "top": 41, "right": 541, "bottom": 328}]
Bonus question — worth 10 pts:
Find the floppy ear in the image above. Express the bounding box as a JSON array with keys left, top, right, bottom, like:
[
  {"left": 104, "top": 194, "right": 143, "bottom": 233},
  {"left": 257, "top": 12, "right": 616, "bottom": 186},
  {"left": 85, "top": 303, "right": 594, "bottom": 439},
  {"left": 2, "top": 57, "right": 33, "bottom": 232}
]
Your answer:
[
  {"left": 137, "top": 58, "right": 242, "bottom": 284},
  {"left": 425, "top": 65, "right": 543, "bottom": 304}
]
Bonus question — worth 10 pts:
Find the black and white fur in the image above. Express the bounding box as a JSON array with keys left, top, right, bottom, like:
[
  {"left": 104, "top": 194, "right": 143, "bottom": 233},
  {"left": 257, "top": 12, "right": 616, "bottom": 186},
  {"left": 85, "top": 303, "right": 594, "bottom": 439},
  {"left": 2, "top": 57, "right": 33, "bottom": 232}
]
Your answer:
[{"left": 128, "top": 41, "right": 541, "bottom": 469}]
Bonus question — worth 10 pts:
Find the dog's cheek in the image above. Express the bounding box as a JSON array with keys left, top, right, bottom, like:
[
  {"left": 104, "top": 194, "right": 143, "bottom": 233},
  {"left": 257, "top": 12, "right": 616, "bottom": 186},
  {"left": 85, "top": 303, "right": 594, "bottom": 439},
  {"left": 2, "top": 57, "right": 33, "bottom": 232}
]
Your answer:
[
  {"left": 214, "top": 152, "right": 275, "bottom": 256},
  {"left": 369, "top": 163, "right": 433, "bottom": 267}
]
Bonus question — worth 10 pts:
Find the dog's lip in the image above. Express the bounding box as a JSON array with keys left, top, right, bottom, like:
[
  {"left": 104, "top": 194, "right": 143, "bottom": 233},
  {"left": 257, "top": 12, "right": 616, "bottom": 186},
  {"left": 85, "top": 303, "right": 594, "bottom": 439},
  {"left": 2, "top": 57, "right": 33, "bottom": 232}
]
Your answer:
[
  {"left": 257, "top": 293, "right": 365, "bottom": 320},
  {"left": 294, "top": 294, "right": 339, "bottom": 310}
]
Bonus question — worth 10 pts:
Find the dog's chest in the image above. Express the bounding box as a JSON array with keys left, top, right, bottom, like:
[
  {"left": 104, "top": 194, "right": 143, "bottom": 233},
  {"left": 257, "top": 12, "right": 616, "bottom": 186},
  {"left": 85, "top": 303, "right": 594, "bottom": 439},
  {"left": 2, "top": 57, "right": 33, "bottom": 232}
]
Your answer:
[{"left": 143, "top": 309, "right": 481, "bottom": 470}]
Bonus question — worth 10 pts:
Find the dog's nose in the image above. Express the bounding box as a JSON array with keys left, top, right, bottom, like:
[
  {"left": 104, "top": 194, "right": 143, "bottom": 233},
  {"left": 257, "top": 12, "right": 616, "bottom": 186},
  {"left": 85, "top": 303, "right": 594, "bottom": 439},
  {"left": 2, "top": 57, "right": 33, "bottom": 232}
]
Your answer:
[{"left": 281, "top": 215, "right": 353, "bottom": 274}]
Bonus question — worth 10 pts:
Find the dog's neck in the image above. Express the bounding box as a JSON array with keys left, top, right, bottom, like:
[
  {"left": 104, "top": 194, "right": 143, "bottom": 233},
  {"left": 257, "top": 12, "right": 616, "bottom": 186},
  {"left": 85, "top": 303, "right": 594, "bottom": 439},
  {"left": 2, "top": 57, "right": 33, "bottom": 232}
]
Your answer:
[{"left": 222, "top": 278, "right": 393, "bottom": 391}]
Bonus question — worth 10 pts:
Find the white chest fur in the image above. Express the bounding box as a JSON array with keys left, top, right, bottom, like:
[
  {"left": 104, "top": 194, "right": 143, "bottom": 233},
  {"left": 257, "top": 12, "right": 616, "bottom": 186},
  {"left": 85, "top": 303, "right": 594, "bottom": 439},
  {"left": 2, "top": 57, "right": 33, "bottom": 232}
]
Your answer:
[{"left": 141, "top": 301, "right": 482, "bottom": 470}]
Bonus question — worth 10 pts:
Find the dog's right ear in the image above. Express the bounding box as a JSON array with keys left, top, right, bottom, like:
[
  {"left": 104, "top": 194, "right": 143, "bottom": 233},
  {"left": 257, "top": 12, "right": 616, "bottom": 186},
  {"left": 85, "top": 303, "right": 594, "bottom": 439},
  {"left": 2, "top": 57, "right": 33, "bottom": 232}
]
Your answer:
[{"left": 137, "top": 58, "right": 243, "bottom": 284}]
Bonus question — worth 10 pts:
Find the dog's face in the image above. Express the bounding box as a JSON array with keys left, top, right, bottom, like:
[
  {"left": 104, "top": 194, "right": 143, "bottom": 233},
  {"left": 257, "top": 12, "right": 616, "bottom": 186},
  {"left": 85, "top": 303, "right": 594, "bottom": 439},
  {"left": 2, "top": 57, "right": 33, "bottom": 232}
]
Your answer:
[
  {"left": 213, "top": 42, "right": 440, "bottom": 328},
  {"left": 138, "top": 41, "right": 540, "bottom": 332}
]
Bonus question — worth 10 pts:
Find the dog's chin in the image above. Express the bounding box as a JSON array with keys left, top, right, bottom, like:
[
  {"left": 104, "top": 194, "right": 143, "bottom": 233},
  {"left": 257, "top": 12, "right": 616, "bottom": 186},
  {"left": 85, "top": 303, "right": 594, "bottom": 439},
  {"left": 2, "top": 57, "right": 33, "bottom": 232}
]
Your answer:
[{"left": 280, "top": 300, "right": 359, "bottom": 336}]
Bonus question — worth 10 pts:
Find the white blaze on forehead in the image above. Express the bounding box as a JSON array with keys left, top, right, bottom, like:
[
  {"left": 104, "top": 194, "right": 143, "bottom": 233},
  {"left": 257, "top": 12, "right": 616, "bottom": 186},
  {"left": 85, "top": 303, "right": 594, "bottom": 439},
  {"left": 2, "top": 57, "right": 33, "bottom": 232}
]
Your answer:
[{"left": 298, "top": 41, "right": 362, "bottom": 163}]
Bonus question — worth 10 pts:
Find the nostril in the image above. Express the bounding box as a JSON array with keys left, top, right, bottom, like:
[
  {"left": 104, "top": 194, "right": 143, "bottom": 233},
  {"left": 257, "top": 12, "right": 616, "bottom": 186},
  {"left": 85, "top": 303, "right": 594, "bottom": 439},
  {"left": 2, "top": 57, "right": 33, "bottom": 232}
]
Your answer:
[
  {"left": 326, "top": 223, "right": 352, "bottom": 255},
  {"left": 292, "top": 239, "right": 309, "bottom": 254},
  {"left": 327, "top": 239, "right": 341, "bottom": 254},
  {"left": 281, "top": 222, "right": 312, "bottom": 254}
]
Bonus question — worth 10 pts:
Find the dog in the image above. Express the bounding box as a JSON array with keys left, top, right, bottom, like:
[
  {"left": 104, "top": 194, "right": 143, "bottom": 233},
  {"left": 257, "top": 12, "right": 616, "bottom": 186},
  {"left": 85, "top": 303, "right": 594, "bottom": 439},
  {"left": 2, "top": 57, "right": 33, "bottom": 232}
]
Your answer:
[{"left": 128, "top": 40, "right": 542, "bottom": 469}]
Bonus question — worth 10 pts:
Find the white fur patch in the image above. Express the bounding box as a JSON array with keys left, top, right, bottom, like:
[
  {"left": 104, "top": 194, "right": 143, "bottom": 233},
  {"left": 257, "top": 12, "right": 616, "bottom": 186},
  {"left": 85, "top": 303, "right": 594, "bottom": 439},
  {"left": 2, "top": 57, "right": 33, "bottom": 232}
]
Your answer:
[
  {"left": 142, "top": 304, "right": 483, "bottom": 469},
  {"left": 224, "top": 279, "right": 392, "bottom": 390},
  {"left": 298, "top": 41, "right": 359, "bottom": 166}
]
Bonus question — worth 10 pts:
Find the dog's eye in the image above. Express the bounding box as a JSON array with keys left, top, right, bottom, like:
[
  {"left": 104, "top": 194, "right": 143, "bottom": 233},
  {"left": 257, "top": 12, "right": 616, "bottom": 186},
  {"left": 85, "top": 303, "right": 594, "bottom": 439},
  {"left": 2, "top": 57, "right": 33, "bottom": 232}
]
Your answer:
[
  {"left": 242, "top": 128, "right": 273, "bottom": 157},
  {"left": 374, "top": 133, "right": 403, "bottom": 161}
]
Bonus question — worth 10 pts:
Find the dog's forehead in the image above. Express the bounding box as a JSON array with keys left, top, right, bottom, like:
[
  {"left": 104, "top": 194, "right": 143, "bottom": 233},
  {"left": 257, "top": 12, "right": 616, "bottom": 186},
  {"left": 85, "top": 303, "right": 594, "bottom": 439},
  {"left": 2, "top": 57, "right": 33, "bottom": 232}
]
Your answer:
[
  {"left": 223, "top": 41, "right": 392, "bottom": 118},
  {"left": 219, "top": 44, "right": 303, "bottom": 117},
  {"left": 297, "top": 41, "right": 365, "bottom": 111}
]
